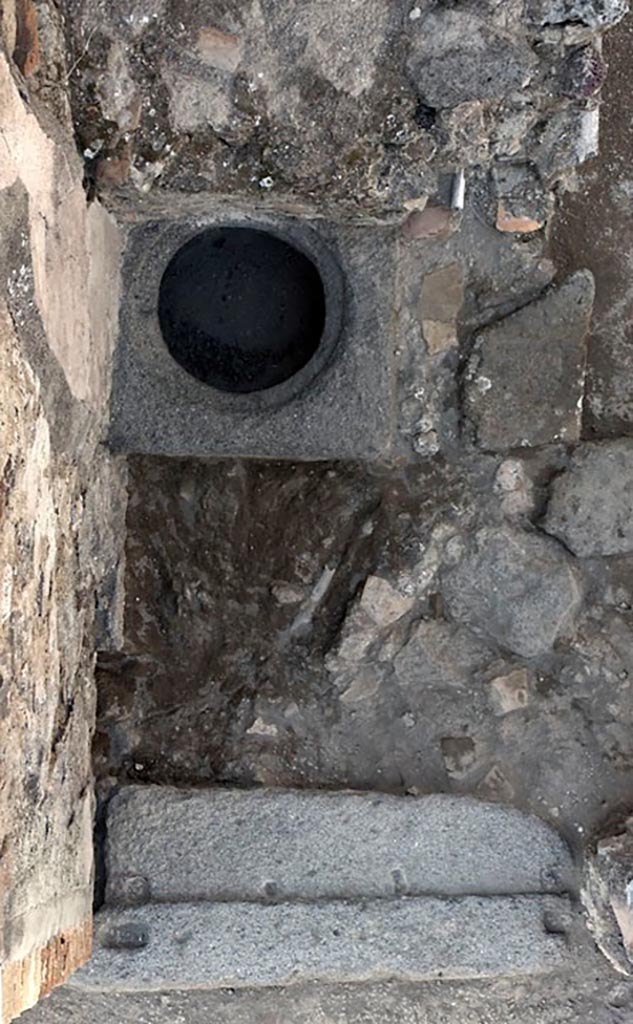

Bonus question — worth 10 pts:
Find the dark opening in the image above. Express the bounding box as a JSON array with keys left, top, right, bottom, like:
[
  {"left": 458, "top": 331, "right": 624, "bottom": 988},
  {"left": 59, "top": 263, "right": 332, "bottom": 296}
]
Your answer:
[{"left": 158, "top": 227, "right": 327, "bottom": 393}]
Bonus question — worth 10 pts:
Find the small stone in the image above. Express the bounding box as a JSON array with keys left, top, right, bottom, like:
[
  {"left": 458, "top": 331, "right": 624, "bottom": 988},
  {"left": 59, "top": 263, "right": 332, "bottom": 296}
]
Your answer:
[
  {"left": 543, "top": 440, "right": 633, "bottom": 556},
  {"left": 441, "top": 736, "right": 477, "bottom": 779},
  {"left": 559, "top": 45, "right": 607, "bottom": 99},
  {"left": 493, "top": 163, "right": 548, "bottom": 235},
  {"left": 112, "top": 874, "right": 151, "bottom": 906},
  {"left": 495, "top": 459, "right": 534, "bottom": 517},
  {"left": 419, "top": 264, "right": 464, "bottom": 323},
  {"left": 359, "top": 575, "right": 415, "bottom": 627},
  {"left": 479, "top": 764, "right": 515, "bottom": 802},
  {"left": 340, "top": 668, "right": 382, "bottom": 705},
  {"left": 246, "top": 717, "right": 279, "bottom": 739},
  {"left": 423, "top": 321, "right": 457, "bottom": 355},
  {"left": 496, "top": 204, "right": 544, "bottom": 234},
  {"left": 583, "top": 818, "right": 633, "bottom": 974},
  {"left": 99, "top": 921, "right": 149, "bottom": 950},
  {"left": 465, "top": 271, "right": 594, "bottom": 451},
  {"left": 441, "top": 525, "right": 582, "bottom": 658},
  {"left": 490, "top": 669, "right": 531, "bottom": 715},
  {"left": 196, "top": 27, "right": 244, "bottom": 72},
  {"left": 401, "top": 207, "right": 453, "bottom": 242},
  {"left": 271, "top": 581, "right": 304, "bottom": 605}
]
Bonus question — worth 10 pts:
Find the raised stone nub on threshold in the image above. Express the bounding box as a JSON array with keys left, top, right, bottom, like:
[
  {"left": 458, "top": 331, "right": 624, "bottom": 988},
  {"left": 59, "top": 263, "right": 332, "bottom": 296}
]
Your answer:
[
  {"left": 72, "top": 896, "right": 573, "bottom": 992},
  {"left": 105, "top": 787, "right": 574, "bottom": 904}
]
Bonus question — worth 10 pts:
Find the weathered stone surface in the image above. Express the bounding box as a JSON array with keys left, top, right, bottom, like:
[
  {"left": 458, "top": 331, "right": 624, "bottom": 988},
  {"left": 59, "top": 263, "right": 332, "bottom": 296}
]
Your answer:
[
  {"left": 465, "top": 272, "right": 595, "bottom": 451},
  {"left": 441, "top": 526, "right": 582, "bottom": 658},
  {"left": 70, "top": 896, "right": 574, "bottom": 991},
  {"left": 408, "top": 9, "right": 536, "bottom": 109},
  {"left": 528, "top": 0, "right": 629, "bottom": 26},
  {"left": 419, "top": 263, "right": 464, "bottom": 322},
  {"left": 490, "top": 669, "right": 532, "bottom": 715},
  {"left": 494, "top": 164, "right": 548, "bottom": 234},
  {"left": 544, "top": 441, "right": 633, "bottom": 556},
  {"left": 583, "top": 817, "right": 633, "bottom": 975},
  {"left": 106, "top": 787, "right": 573, "bottom": 904},
  {"left": 21, "top": 967, "right": 632, "bottom": 1024},
  {"left": 0, "top": 46, "right": 126, "bottom": 1022}
]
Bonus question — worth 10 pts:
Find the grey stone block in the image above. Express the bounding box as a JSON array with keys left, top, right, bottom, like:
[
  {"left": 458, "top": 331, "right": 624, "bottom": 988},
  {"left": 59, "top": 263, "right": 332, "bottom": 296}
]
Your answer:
[
  {"left": 464, "top": 272, "right": 594, "bottom": 452},
  {"left": 105, "top": 787, "right": 574, "bottom": 904},
  {"left": 441, "top": 525, "right": 582, "bottom": 659},
  {"left": 71, "top": 896, "right": 573, "bottom": 992},
  {"left": 108, "top": 210, "right": 397, "bottom": 461},
  {"left": 543, "top": 440, "right": 633, "bottom": 557},
  {"left": 23, "top": 966, "right": 630, "bottom": 1024}
]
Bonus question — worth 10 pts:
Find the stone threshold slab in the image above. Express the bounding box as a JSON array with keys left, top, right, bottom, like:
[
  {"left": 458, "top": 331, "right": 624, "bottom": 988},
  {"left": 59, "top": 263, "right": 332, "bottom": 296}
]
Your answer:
[
  {"left": 106, "top": 787, "right": 574, "bottom": 904},
  {"left": 71, "top": 896, "right": 573, "bottom": 992}
]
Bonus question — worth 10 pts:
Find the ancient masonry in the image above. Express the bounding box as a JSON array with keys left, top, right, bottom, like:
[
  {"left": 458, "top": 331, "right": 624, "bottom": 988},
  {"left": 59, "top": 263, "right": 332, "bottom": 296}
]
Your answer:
[{"left": 2, "top": 1, "right": 633, "bottom": 1022}]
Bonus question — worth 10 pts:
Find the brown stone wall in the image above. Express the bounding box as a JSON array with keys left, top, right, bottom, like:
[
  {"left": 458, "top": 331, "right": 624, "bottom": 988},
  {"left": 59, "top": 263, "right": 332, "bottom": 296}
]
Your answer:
[{"left": 0, "top": 21, "right": 125, "bottom": 1022}]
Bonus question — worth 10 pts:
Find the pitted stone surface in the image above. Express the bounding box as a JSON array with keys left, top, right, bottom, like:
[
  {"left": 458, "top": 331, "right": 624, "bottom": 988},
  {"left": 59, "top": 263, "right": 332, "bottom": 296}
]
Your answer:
[
  {"left": 543, "top": 441, "right": 633, "bottom": 556},
  {"left": 72, "top": 897, "right": 573, "bottom": 991},
  {"left": 441, "top": 526, "right": 582, "bottom": 658},
  {"left": 465, "top": 272, "right": 594, "bottom": 451},
  {"left": 105, "top": 787, "right": 574, "bottom": 904},
  {"left": 528, "top": 0, "right": 629, "bottom": 26}
]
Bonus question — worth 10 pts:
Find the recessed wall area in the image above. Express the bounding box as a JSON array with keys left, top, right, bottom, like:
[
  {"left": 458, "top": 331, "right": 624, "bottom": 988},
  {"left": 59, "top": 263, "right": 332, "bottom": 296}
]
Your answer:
[{"left": 157, "top": 227, "right": 327, "bottom": 394}]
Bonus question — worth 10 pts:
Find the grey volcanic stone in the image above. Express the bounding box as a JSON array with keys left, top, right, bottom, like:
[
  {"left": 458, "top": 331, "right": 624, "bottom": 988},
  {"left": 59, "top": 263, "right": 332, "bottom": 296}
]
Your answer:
[
  {"left": 543, "top": 441, "right": 633, "bottom": 557},
  {"left": 105, "top": 787, "right": 574, "bottom": 904},
  {"left": 465, "top": 272, "right": 594, "bottom": 452},
  {"left": 22, "top": 968, "right": 631, "bottom": 1024},
  {"left": 528, "top": 0, "right": 629, "bottom": 26},
  {"left": 441, "top": 526, "right": 582, "bottom": 658},
  {"left": 408, "top": 10, "right": 537, "bottom": 109},
  {"left": 109, "top": 210, "right": 396, "bottom": 461},
  {"left": 71, "top": 897, "right": 573, "bottom": 991}
]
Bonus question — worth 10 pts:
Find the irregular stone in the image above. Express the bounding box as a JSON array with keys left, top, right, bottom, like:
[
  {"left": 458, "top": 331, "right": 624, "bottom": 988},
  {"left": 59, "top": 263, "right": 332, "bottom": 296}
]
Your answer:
[
  {"left": 441, "top": 525, "right": 582, "bottom": 658},
  {"left": 394, "top": 620, "right": 492, "bottom": 691},
  {"left": 106, "top": 787, "right": 574, "bottom": 903},
  {"left": 72, "top": 896, "right": 573, "bottom": 991},
  {"left": 494, "top": 164, "right": 548, "bottom": 235},
  {"left": 528, "top": 0, "right": 629, "bottom": 26},
  {"left": 401, "top": 207, "right": 454, "bottom": 241},
  {"left": 408, "top": 11, "right": 537, "bottom": 109},
  {"left": 582, "top": 817, "right": 633, "bottom": 975},
  {"left": 543, "top": 440, "right": 633, "bottom": 556},
  {"left": 419, "top": 264, "right": 464, "bottom": 323},
  {"left": 13, "top": 0, "right": 39, "bottom": 76},
  {"left": 98, "top": 922, "right": 149, "bottom": 951},
  {"left": 196, "top": 27, "right": 244, "bottom": 72},
  {"left": 495, "top": 459, "right": 535, "bottom": 517},
  {"left": 358, "top": 575, "right": 415, "bottom": 627},
  {"left": 441, "top": 736, "right": 478, "bottom": 778},
  {"left": 529, "top": 106, "right": 600, "bottom": 182},
  {"left": 490, "top": 669, "right": 531, "bottom": 715},
  {"left": 423, "top": 321, "right": 458, "bottom": 354},
  {"left": 559, "top": 45, "right": 607, "bottom": 99},
  {"left": 163, "top": 68, "right": 232, "bottom": 133},
  {"left": 465, "top": 271, "right": 594, "bottom": 451}
]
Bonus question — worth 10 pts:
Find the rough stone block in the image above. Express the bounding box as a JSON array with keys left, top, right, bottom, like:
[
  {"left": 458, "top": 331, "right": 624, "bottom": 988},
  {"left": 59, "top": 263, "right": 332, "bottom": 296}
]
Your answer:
[
  {"left": 108, "top": 210, "right": 397, "bottom": 460},
  {"left": 70, "top": 896, "right": 573, "bottom": 992},
  {"left": 440, "top": 525, "right": 582, "bottom": 658},
  {"left": 465, "top": 272, "right": 594, "bottom": 451},
  {"left": 582, "top": 816, "right": 633, "bottom": 976},
  {"left": 543, "top": 440, "right": 633, "bottom": 556},
  {"left": 528, "top": 0, "right": 629, "bottom": 26},
  {"left": 105, "top": 787, "right": 573, "bottom": 904}
]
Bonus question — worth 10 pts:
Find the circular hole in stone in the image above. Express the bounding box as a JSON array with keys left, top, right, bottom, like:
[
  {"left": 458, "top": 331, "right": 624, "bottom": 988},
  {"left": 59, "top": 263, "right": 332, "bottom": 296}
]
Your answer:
[{"left": 158, "top": 226, "right": 327, "bottom": 393}]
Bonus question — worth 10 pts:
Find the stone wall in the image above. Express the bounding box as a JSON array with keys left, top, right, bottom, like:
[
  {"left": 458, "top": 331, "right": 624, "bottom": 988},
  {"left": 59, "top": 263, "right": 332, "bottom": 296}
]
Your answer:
[{"left": 0, "top": 10, "right": 125, "bottom": 1020}]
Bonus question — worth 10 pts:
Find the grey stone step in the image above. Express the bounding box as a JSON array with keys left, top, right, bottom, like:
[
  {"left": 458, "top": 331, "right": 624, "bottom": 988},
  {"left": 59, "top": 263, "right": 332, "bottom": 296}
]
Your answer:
[
  {"left": 106, "top": 787, "right": 574, "bottom": 904},
  {"left": 24, "top": 963, "right": 628, "bottom": 1024},
  {"left": 71, "top": 896, "right": 573, "bottom": 992}
]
